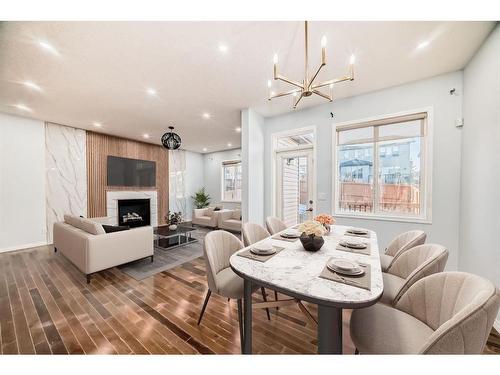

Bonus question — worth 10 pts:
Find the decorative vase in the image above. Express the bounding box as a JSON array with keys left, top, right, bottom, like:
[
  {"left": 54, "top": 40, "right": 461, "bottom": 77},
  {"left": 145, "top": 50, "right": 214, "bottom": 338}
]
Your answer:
[
  {"left": 300, "top": 233, "right": 325, "bottom": 252},
  {"left": 169, "top": 224, "right": 178, "bottom": 231}
]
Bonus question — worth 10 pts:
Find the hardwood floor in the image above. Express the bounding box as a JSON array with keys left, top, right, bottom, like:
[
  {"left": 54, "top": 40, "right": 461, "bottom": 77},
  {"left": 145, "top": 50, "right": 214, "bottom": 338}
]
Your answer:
[{"left": 0, "top": 244, "right": 498, "bottom": 354}]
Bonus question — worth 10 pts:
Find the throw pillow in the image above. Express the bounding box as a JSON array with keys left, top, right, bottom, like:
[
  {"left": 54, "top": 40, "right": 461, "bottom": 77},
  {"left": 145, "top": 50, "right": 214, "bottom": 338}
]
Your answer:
[
  {"left": 102, "top": 225, "right": 130, "bottom": 233},
  {"left": 232, "top": 209, "right": 241, "bottom": 220},
  {"left": 77, "top": 218, "right": 106, "bottom": 235}
]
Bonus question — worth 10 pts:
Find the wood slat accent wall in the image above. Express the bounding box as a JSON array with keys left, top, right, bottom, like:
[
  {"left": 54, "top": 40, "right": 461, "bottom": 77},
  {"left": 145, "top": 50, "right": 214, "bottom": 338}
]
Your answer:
[{"left": 86, "top": 131, "right": 169, "bottom": 224}]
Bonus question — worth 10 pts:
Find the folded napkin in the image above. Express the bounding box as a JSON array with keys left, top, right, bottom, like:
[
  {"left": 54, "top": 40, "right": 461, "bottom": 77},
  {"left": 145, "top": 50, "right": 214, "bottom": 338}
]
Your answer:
[
  {"left": 237, "top": 246, "right": 284, "bottom": 262},
  {"left": 319, "top": 260, "right": 371, "bottom": 291}
]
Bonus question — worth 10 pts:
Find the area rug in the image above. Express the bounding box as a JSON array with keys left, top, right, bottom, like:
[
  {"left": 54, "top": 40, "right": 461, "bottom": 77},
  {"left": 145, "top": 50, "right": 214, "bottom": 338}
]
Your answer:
[{"left": 119, "top": 227, "right": 209, "bottom": 281}]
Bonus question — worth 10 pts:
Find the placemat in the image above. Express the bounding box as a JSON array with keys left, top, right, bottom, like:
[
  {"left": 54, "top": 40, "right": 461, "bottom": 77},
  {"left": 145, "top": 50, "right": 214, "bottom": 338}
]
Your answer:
[
  {"left": 335, "top": 242, "right": 371, "bottom": 255},
  {"left": 319, "top": 260, "right": 371, "bottom": 290},
  {"left": 344, "top": 230, "right": 371, "bottom": 239},
  {"left": 237, "top": 246, "right": 284, "bottom": 262},
  {"left": 271, "top": 234, "right": 299, "bottom": 243}
]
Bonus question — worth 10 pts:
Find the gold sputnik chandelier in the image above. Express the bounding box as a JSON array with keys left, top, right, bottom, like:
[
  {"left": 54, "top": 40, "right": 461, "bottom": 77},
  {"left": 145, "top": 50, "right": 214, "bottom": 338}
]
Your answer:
[{"left": 268, "top": 21, "right": 355, "bottom": 109}]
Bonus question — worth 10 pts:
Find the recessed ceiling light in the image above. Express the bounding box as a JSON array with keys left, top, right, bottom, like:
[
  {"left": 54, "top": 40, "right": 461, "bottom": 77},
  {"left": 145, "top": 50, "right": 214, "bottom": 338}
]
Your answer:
[
  {"left": 202, "top": 147, "right": 208, "bottom": 152},
  {"left": 93, "top": 122, "right": 102, "bottom": 128},
  {"left": 13, "top": 103, "right": 32, "bottom": 112},
  {"left": 218, "top": 44, "right": 228, "bottom": 53},
  {"left": 202, "top": 112, "right": 211, "bottom": 119},
  {"left": 143, "top": 133, "right": 150, "bottom": 139},
  {"left": 417, "top": 41, "right": 430, "bottom": 50},
  {"left": 37, "top": 40, "right": 59, "bottom": 56},
  {"left": 146, "top": 88, "right": 157, "bottom": 97},
  {"left": 22, "top": 81, "right": 42, "bottom": 92},
  {"left": 235, "top": 127, "right": 241, "bottom": 133},
  {"left": 227, "top": 143, "right": 232, "bottom": 147}
]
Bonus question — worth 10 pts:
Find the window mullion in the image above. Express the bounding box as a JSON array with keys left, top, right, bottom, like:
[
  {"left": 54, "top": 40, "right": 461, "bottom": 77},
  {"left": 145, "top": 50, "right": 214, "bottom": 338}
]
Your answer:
[{"left": 373, "top": 126, "right": 380, "bottom": 215}]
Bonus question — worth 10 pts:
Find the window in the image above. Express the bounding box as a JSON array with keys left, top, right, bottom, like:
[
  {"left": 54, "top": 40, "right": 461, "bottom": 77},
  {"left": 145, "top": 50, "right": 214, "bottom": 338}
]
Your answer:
[
  {"left": 334, "top": 112, "right": 429, "bottom": 221},
  {"left": 222, "top": 160, "right": 242, "bottom": 202}
]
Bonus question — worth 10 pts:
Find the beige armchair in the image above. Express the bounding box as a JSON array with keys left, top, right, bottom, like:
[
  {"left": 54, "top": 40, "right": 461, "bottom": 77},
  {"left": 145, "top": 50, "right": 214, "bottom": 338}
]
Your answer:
[
  {"left": 242, "top": 222, "right": 270, "bottom": 247},
  {"left": 265, "top": 216, "right": 287, "bottom": 235},
  {"left": 192, "top": 207, "right": 219, "bottom": 228},
  {"left": 198, "top": 230, "right": 270, "bottom": 345},
  {"left": 218, "top": 209, "right": 242, "bottom": 232},
  {"left": 380, "top": 230, "right": 427, "bottom": 272},
  {"left": 350, "top": 272, "right": 500, "bottom": 354},
  {"left": 381, "top": 244, "right": 448, "bottom": 305}
]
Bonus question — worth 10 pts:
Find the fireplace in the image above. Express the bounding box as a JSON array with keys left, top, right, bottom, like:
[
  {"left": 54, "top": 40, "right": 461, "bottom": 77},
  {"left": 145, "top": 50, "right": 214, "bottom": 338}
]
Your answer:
[{"left": 117, "top": 198, "right": 151, "bottom": 227}]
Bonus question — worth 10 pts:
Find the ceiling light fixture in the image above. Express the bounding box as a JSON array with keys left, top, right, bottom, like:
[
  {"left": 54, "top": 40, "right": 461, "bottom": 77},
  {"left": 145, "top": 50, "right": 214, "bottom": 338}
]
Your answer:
[
  {"left": 161, "top": 126, "right": 182, "bottom": 150},
  {"left": 143, "top": 133, "right": 150, "bottom": 139},
  {"left": 202, "top": 112, "right": 211, "bottom": 119},
  {"left": 268, "top": 21, "right": 355, "bottom": 109},
  {"left": 146, "top": 88, "right": 157, "bottom": 96},
  {"left": 227, "top": 143, "right": 232, "bottom": 147},
  {"left": 37, "top": 40, "right": 59, "bottom": 55},
  {"left": 22, "top": 81, "right": 42, "bottom": 92},
  {"left": 93, "top": 122, "right": 102, "bottom": 128},
  {"left": 202, "top": 147, "right": 208, "bottom": 152},
  {"left": 218, "top": 44, "right": 228, "bottom": 53},
  {"left": 13, "top": 103, "right": 32, "bottom": 112},
  {"left": 417, "top": 41, "right": 430, "bottom": 49},
  {"left": 235, "top": 127, "right": 241, "bottom": 133}
]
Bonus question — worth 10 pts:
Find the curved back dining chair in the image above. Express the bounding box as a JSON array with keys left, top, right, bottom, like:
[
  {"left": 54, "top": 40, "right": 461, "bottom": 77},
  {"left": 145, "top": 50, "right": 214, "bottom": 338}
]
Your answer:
[
  {"left": 242, "top": 222, "right": 270, "bottom": 247},
  {"left": 265, "top": 216, "right": 287, "bottom": 235},
  {"left": 350, "top": 272, "right": 500, "bottom": 354},
  {"left": 380, "top": 230, "right": 427, "bottom": 272},
  {"left": 381, "top": 243, "right": 448, "bottom": 305},
  {"left": 198, "top": 230, "right": 270, "bottom": 344}
]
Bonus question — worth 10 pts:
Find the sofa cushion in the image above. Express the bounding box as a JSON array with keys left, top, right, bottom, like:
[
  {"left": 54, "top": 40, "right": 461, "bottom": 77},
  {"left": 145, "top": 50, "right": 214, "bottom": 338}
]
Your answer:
[
  {"left": 77, "top": 218, "right": 106, "bottom": 235},
  {"left": 232, "top": 209, "right": 241, "bottom": 220},
  {"left": 205, "top": 207, "right": 215, "bottom": 217},
  {"left": 64, "top": 214, "right": 82, "bottom": 228},
  {"left": 102, "top": 224, "right": 130, "bottom": 233}
]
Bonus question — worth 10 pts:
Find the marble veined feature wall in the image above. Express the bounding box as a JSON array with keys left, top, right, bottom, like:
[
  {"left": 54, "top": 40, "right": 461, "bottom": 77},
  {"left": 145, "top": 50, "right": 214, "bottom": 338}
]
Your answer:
[{"left": 45, "top": 122, "right": 87, "bottom": 243}]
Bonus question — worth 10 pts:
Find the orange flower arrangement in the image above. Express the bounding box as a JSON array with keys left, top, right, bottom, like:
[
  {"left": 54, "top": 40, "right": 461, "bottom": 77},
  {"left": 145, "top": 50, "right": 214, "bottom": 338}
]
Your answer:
[{"left": 314, "top": 214, "right": 335, "bottom": 225}]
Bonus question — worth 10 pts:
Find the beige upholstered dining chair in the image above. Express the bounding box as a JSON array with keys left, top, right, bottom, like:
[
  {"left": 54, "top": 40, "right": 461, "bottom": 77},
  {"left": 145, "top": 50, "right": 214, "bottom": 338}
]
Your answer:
[
  {"left": 380, "top": 244, "right": 448, "bottom": 305},
  {"left": 265, "top": 216, "right": 287, "bottom": 235},
  {"left": 242, "top": 222, "right": 270, "bottom": 247},
  {"left": 380, "top": 230, "right": 427, "bottom": 272},
  {"left": 198, "top": 230, "right": 270, "bottom": 344},
  {"left": 350, "top": 272, "right": 500, "bottom": 354}
]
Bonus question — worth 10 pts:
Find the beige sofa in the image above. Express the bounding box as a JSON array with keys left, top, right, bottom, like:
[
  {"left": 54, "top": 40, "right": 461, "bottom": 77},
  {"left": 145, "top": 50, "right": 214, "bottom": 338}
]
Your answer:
[
  {"left": 53, "top": 215, "right": 153, "bottom": 283},
  {"left": 218, "top": 209, "right": 242, "bottom": 232},
  {"left": 192, "top": 207, "right": 220, "bottom": 228}
]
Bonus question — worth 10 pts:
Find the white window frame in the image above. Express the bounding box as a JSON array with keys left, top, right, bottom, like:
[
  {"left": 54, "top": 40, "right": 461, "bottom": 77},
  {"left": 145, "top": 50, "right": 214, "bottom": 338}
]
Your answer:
[
  {"left": 332, "top": 108, "right": 433, "bottom": 224},
  {"left": 271, "top": 126, "right": 317, "bottom": 218},
  {"left": 221, "top": 159, "right": 242, "bottom": 203}
]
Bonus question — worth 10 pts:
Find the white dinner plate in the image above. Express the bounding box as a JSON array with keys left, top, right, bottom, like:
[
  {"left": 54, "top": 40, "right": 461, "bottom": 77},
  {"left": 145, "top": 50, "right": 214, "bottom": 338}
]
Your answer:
[
  {"left": 281, "top": 229, "right": 300, "bottom": 238},
  {"left": 253, "top": 242, "right": 273, "bottom": 252},
  {"left": 250, "top": 247, "right": 276, "bottom": 256},
  {"left": 328, "top": 258, "right": 358, "bottom": 271},
  {"left": 347, "top": 228, "right": 369, "bottom": 235},
  {"left": 340, "top": 240, "right": 368, "bottom": 249}
]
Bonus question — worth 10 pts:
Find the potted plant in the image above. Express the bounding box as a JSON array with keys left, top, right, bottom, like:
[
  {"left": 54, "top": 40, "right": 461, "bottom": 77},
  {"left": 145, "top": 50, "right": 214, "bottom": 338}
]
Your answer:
[
  {"left": 314, "top": 214, "right": 335, "bottom": 233},
  {"left": 166, "top": 211, "right": 182, "bottom": 230},
  {"left": 191, "top": 187, "right": 211, "bottom": 209},
  {"left": 298, "top": 220, "right": 326, "bottom": 252}
]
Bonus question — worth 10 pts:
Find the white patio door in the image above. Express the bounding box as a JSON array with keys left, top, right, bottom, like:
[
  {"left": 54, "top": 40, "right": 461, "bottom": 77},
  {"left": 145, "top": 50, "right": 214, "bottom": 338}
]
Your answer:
[{"left": 276, "top": 150, "right": 314, "bottom": 226}]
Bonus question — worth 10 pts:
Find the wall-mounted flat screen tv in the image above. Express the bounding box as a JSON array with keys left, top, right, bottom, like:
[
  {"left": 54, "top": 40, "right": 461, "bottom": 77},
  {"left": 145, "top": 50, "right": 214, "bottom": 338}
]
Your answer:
[{"left": 107, "top": 156, "right": 156, "bottom": 187}]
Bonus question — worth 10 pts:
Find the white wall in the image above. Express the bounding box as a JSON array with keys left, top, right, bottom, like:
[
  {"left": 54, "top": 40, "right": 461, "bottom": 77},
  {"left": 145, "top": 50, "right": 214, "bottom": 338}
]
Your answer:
[
  {"left": 460, "top": 26, "right": 500, "bottom": 294},
  {"left": 242, "top": 108, "right": 265, "bottom": 224},
  {"left": 262, "top": 71, "right": 464, "bottom": 269},
  {"left": 203, "top": 148, "right": 242, "bottom": 210},
  {"left": 0, "top": 113, "right": 47, "bottom": 252}
]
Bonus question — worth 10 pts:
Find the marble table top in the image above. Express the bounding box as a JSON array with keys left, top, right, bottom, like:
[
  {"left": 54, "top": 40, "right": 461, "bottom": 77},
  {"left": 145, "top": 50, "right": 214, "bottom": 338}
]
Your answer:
[{"left": 230, "top": 225, "right": 384, "bottom": 308}]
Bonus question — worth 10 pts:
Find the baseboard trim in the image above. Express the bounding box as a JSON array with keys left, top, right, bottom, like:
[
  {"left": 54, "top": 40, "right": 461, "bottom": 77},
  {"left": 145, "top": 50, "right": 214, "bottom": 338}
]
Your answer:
[{"left": 0, "top": 241, "right": 48, "bottom": 254}]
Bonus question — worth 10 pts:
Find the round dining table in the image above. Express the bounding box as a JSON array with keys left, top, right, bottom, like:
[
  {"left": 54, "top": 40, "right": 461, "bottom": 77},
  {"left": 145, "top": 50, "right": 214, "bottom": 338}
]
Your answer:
[{"left": 230, "top": 224, "right": 384, "bottom": 354}]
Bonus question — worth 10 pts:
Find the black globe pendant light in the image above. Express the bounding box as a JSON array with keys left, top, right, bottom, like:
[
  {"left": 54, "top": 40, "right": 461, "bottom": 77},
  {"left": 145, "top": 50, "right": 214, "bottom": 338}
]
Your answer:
[{"left": 161, "top": 126, "right": 182, "bottom": 150}]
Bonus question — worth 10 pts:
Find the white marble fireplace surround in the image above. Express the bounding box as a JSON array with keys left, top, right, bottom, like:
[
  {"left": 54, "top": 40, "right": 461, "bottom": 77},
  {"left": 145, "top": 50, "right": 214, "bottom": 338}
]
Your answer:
[{"left": 106, "top": 191, "right": 158, "bottom": 227}]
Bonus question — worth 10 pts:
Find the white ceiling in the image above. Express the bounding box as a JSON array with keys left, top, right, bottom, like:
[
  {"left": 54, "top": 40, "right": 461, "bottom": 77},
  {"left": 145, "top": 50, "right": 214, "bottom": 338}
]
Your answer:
[{"left": 0, "top": 21, "right": 495, "bottom": 153}]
